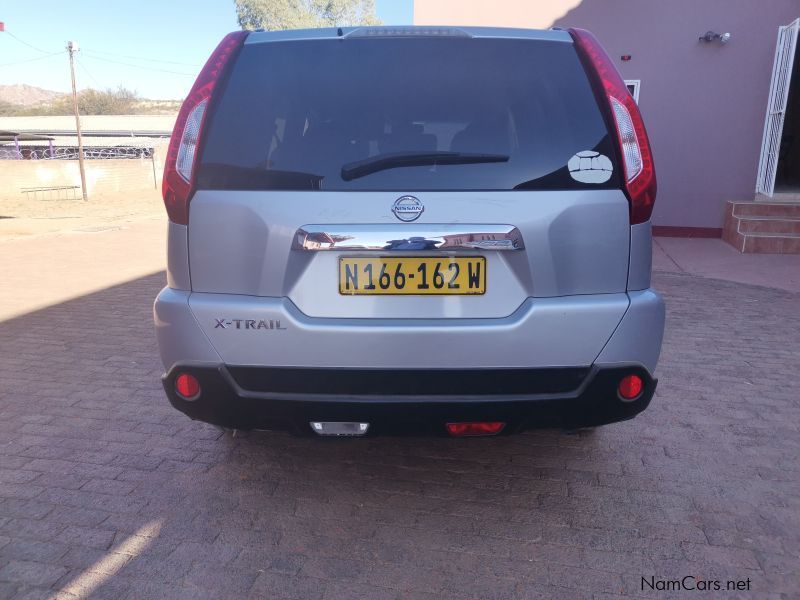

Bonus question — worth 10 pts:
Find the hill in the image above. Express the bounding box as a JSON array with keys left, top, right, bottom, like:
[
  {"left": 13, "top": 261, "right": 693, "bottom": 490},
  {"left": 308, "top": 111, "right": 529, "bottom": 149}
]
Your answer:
[
  {"left": 0, "top": 84, "right": 182, "bottom": 116},
  {"left": 0, "top": 84, "right": 65, "bottom": 106}
]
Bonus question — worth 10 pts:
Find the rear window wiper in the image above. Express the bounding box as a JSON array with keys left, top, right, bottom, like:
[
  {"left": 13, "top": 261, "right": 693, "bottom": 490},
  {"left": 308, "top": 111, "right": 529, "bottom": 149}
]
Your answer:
[{"left": 340, "top": 151, "right": 509, "bottom": 181}]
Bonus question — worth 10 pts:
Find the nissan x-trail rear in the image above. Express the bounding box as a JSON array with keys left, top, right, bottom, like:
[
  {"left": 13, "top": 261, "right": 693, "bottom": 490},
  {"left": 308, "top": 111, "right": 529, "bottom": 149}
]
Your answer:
[{"left": 154, "top": 26, "right": 665, "bottom": 437}]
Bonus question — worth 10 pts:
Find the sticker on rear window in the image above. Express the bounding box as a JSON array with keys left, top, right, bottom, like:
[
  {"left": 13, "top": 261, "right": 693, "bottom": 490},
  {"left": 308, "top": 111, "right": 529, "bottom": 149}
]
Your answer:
[{"left": 568, "top": 151, "right": 613, "bottom": 184}]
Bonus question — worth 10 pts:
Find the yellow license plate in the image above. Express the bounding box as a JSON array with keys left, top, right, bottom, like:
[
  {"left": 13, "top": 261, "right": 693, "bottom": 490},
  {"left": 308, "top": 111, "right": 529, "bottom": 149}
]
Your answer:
[{"left": 339, "top": 257, "right": 486, "bottom": 295}]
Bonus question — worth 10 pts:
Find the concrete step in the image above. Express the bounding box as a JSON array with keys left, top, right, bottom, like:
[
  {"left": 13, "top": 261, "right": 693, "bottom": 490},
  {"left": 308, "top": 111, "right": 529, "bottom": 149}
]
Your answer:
[
  {"left": 723, "top": 201, "right": 800, "bottom": 253},
  {"left": 737, "top": 216, "right": 800, "bottom": 235},
  {"left": 723, "top": 230, "right": 800, "bottom": 254},
  {"left": 732, "top": 201, "right": 800, "bottom": 218},
  {"left": 741, "top": 233, "right": 800, "bottom": 254}
]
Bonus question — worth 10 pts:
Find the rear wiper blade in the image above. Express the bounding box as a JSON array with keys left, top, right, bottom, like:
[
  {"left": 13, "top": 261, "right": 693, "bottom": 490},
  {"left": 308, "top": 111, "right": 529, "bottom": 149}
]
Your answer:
[{"left": 340, "top": 151, "right": 509, "bottom": 181}]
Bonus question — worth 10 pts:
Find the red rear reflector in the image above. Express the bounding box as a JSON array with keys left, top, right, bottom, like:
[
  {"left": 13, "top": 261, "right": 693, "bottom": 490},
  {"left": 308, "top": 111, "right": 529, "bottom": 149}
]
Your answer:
[
  {"left": 618, "top": 374, "right": 644, "bottom": 400},
  {"left": 446, "top": 422, "right": 506, "bottom": 437},
  {"left": 175, "top": 373, "right": 201, "bottom": 399}
]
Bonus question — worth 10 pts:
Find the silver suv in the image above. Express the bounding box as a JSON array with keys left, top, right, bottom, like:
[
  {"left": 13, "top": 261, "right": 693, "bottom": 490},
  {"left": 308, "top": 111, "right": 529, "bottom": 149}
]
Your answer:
[{"left": 154, "top": 26, "right": 665, "bottom": 437}]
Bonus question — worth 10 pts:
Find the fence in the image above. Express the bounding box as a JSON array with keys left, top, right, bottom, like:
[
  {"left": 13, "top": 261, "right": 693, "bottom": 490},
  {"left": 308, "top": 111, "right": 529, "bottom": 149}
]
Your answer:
[
  {"left": 0, "top": 142, "right": 167, "bottom": 199},
  {"left": 0, "top": 146, "right": 155, "bottom": 160},
  {"left": 0, "top": 154, "right": 165, "bottom": 199},
  {"left": 20, "top": 185, "right": 81, "bottom": 201}
]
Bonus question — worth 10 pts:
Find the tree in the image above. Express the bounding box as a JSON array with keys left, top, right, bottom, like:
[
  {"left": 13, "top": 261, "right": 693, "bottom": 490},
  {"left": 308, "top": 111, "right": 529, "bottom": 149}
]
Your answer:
[
  {"left": 234, "top": 0, "right": 381, "bottom": 31},
  {"left": 0, "top": 100, "right": 19, "bottom": 117},
  {"left": 43, "top": 87, "right": 139, "bottom": 116}
]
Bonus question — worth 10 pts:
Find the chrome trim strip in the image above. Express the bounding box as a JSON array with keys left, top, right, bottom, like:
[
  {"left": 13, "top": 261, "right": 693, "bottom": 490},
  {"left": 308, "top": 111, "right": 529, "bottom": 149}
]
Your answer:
[{"left": 293, "top": 224, "right": 525, "bottom": 251}]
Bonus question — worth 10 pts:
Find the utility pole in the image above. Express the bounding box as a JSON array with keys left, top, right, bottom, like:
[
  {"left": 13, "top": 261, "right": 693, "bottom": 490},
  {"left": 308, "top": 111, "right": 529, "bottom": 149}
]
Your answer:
[{"left": 67, "top": 41, "right": 88, "bottom": 201}]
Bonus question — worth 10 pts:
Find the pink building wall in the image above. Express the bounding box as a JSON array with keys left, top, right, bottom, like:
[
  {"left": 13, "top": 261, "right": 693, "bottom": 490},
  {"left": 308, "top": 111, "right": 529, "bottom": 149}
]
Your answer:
[{"left": 414, "top": 0, "right": 799, "bottom": 230}]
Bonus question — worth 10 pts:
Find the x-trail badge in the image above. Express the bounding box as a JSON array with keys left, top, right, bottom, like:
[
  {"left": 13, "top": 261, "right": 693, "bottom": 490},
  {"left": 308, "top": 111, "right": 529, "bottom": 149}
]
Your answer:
[{"left": 391, "top": 196, "right": 424, "bottom": 222}]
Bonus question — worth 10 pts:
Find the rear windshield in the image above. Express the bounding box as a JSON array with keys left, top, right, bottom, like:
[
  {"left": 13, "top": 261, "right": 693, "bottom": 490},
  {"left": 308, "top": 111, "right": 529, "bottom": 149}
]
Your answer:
[{"left": 198, "top": 37, "right": 619, "bottom": 191}]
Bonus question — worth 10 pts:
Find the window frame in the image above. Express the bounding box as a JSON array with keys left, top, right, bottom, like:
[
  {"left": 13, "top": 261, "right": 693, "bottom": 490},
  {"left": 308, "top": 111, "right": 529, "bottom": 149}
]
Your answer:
[{"left": 625, "top": 79, "right": 641, "bottom": 104}]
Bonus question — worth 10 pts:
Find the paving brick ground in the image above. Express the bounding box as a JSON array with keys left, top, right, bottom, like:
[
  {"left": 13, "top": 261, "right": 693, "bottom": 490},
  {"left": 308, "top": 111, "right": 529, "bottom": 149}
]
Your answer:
[{"left": 0, "top": 265, "right": 799, "bottom": 598}]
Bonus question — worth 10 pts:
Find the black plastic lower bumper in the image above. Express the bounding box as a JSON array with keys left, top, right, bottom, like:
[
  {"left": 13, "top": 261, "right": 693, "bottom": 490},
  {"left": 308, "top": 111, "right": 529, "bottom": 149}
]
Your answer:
[{"left": 162, "top": 363, "right": 656, "bottom": 436}]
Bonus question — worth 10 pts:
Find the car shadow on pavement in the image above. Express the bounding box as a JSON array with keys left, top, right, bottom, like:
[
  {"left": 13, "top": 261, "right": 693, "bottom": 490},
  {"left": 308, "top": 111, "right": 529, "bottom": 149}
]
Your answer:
[{"left": 0, "top": 271, "right": 798, "bottom": 598}]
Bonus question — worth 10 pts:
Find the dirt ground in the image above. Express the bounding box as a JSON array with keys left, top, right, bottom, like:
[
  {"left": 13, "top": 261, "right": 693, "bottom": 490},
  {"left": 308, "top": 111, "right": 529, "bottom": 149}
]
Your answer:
[{"left": 0, "top": 189, "right": 164, "bottom": 240}]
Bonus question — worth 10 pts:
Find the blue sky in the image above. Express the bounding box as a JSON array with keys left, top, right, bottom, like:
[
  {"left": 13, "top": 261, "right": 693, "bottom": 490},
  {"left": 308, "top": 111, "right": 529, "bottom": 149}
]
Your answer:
[{"left": 0, "top": 0, "right": 413, "bottom": 100}]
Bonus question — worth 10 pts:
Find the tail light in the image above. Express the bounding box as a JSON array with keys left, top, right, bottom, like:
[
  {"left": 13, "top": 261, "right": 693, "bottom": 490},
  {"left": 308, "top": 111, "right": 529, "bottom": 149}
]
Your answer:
[
  {"left": 569, "top": 28, "right": 656, "bottom": 225},
  {"left": 446, "top": 422, "right": 506, "bottom": 437},
  {"left": 162, "top": 31, "right": 247, "bottom": 224}
]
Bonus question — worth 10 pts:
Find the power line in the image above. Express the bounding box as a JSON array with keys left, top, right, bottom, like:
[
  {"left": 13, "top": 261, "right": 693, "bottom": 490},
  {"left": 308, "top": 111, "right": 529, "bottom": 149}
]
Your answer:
[
  {"left": 75, "top": 57, "right": 103, "bottom": 88},
  {"left": 3, "top": 30, "right": 57, "bottom": 54},
  {"left": 1, "top": 31, "right": 200, "bottom": 73},
  {"left": 80, "top": 53, "right": 197, "bottom": 76},
  {"left": 82, "top": 48, "right": 201, "bottom": 68},
  {"left": 0, "top": 51, "right": 62, "bottom": 67}
]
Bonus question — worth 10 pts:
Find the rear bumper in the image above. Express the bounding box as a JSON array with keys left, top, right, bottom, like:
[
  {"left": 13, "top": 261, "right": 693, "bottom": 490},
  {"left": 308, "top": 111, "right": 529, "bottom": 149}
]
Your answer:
[
  {"left": 162, "top": 363, "right": 656, "bottom": 435},
  {"left": 154, "top": 287, "right": 665, "bottom": 373}
]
